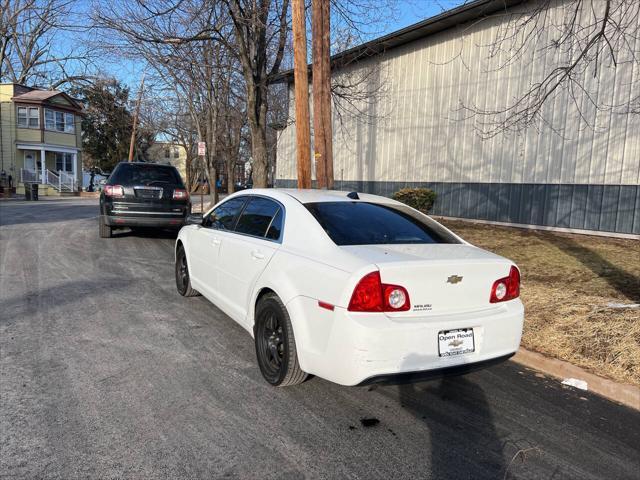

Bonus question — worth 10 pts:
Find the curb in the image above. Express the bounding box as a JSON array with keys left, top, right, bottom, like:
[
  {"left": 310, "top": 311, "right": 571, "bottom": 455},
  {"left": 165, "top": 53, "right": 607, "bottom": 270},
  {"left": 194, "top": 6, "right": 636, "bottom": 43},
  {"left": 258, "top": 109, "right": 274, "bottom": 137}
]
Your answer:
[{"left": 512, "top": 348, "right": 640, "bottom": 411}]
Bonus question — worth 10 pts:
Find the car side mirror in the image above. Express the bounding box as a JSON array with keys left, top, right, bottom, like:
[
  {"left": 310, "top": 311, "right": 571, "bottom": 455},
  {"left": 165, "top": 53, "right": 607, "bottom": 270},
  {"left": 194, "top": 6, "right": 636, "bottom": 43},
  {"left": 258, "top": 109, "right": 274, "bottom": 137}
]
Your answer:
[{"left": 186, "top": 213, "right": 203, "bottom": 225}]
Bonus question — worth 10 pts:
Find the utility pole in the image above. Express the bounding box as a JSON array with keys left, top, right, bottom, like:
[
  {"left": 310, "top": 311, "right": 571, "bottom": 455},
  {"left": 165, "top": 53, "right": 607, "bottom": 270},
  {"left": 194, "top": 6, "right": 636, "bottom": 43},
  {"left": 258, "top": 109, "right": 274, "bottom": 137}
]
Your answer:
[
  {"left": 128, "top": 73, "right": 146, "bottom": 162},
  {"left": 312, "top": 0, "right": 333, "bottom": 189},
  {"left": 292, "top": 0, "right": 312, "bottom": 188}
]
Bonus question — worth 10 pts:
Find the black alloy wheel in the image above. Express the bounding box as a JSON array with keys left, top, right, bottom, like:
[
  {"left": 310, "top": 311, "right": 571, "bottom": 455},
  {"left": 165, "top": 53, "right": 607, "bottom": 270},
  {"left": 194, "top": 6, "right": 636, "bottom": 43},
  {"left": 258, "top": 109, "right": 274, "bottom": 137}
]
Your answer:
[
  {"left": 257, "top": 310, "right": 285, "bottom": 378},
  {"left": 175, "top": 245, "right": 199, "bottom": 297},
  {"left": 254, "top": 293, "right": 307, "bottom": 386}
]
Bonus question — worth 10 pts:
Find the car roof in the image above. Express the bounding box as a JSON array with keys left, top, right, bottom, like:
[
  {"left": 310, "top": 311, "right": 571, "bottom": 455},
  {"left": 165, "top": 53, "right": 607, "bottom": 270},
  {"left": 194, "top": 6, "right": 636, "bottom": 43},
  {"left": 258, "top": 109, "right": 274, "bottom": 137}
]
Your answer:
[
  {"left": 247, "top": 188, "right": 399, "bottom": 205},
  {"left": 116, "top": 162, "right": 175, "bottom": 168}
]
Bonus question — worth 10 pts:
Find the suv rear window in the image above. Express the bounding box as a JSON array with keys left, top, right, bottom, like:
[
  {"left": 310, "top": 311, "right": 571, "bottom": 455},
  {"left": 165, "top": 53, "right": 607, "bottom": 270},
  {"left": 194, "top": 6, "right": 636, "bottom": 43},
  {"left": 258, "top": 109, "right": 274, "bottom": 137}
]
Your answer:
[
  {"left": 305, "top": 202, "right": 460, "bottom": 246},
  {"left": 109, "top": 163, "right": 183, "bottom": 187}
]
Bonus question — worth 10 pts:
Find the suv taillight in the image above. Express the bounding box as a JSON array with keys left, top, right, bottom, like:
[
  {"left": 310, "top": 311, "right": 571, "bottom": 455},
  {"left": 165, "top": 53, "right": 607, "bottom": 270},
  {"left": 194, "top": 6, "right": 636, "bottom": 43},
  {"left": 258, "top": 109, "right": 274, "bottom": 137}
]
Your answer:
[
  {"left": 173, "top": 189, "right": 188, "bottom": 200},
  {"left": 490, "top": 266, "right": 520, "bottom": 303},
  {"left": 104, "top": 185, "right": 124, "bottom": 197},
  {"left": 348, "top": 271, "right": 411, "bottom": 312}
]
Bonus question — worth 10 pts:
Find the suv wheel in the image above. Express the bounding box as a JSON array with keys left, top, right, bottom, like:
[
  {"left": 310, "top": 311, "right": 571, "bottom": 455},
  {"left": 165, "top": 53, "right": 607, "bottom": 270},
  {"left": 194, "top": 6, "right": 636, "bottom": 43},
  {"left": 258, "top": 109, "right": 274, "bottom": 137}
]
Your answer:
[{"left": 99, "top": 218, "right": 112, "bottom": 238}]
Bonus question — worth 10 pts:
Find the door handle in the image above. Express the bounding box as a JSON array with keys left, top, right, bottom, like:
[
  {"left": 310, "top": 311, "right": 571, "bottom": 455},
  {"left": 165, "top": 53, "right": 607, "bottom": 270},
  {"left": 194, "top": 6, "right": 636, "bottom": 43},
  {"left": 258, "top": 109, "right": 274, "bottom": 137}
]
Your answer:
[
  {"left": 211, "top": 237, "right": 221, "bottom": 246},
  {"left": 251, "top": 250, "right": 265, "bottom": 260}
]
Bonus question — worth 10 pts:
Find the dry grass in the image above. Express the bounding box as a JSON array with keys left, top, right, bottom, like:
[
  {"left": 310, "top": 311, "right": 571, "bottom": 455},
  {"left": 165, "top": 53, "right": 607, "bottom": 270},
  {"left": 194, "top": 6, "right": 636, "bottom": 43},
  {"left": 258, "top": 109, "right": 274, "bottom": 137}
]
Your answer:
[{"left": 441, "top": 220, "right": 640, "bottom": 387}]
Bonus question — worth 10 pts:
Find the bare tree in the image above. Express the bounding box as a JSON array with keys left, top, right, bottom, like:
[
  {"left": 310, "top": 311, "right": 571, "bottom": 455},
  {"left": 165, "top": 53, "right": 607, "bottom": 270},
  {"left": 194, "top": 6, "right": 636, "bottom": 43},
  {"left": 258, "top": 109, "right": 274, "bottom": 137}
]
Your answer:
[
  {"left": 0, "top": 0, "right": 95, "bottom": 88},
  {"left": 462, "top": 0, "right": 640, "bottom": 137},
  {"left": 93, "top": 0, "right": 289, "bottom": 188},
  {"left": 92, "top": 0, "right": 408, "bottom": 187}
]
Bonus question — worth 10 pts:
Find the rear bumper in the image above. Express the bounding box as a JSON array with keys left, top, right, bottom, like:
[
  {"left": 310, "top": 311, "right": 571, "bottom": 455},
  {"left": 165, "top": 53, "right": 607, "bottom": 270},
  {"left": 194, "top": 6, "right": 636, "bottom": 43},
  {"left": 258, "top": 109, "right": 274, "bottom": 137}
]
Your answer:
[
  {"left": 102, "top": 214, "right": 185, "bottom": 228},
  {"left": 286, "top": 297, "right": 524, "bottom": 386},
  {"left": 358, "top": 352, "right": 515, "bottom": 385}
]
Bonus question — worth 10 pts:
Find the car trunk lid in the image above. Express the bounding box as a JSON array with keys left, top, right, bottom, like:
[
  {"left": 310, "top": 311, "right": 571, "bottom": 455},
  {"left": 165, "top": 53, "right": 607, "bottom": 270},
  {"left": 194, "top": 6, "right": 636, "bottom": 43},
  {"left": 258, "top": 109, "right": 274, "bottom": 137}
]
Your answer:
[{"left": 341, "top": 244, "right": 514, "bottom": 316}]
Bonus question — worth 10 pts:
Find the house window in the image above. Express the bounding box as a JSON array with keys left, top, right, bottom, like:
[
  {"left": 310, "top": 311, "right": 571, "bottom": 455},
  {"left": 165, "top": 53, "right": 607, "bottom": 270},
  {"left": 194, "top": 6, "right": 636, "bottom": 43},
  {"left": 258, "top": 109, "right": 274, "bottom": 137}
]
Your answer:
[
  {"left": 55, "top": 153, "right": 74, "bottom": 172},
  {"left": 164, "top": 148, "right": 170, "bottom": 159},
  {"left": 17, "top": 106, "right": 40, "bottom": 128},
  {"left": 45, "top": 109, "right": 55, "bottom": 129},
  {"left": 45, "top": 109, "right": 75, "bottom": 133},
  {"left": 173, "top": 147, "right": 179, "bottom": 158},
  {"left": 64, "top": 113, "right": 74, "bottom": 133}
]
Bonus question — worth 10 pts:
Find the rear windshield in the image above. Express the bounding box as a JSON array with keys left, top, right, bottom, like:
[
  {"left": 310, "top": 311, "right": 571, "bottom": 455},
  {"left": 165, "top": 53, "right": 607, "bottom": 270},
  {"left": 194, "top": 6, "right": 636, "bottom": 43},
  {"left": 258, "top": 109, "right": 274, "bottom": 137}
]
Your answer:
[
  {"left": 109, "top": 163, "right": 183, "bottom": 187},
  {"left": 305, "top": 202, "right": 460, "bottom": 246}
]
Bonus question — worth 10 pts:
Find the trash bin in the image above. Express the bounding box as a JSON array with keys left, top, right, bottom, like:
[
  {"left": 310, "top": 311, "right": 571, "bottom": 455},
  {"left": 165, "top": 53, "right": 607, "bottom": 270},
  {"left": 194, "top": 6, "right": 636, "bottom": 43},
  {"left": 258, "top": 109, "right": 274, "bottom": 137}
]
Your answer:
[
  {"left": 31, "top": 183, "right": 39, "bottom": 201},
  {"left": 24, "top": 184, "right": 31, "bottom": 201}
]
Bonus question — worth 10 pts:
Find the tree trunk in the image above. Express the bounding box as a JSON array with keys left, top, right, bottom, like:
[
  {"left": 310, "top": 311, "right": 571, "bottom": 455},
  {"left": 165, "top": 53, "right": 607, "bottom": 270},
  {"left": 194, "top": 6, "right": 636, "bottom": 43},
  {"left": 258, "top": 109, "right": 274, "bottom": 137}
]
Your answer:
[
  {"left": 225, "top": 159, "right": 233, "bottom": 194},
  {"left": 250, "top": 122, "right": 268, "bottom": 187},
  {"left": 207, "top": 163, "right": 218, "bottom": 205},
  {"left": 247, "top": 80, "right": 269, "bottom": 188},
  {"left": 185, "top": 152, "right": 193, "bottom": 192}
]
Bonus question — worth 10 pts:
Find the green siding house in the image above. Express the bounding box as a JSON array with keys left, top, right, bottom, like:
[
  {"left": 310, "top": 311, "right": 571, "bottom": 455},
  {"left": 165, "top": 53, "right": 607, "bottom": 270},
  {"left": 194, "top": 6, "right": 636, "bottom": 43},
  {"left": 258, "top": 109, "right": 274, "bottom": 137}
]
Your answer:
[{"left": 0, "top": 83, "right": 83, "bottom": 196}]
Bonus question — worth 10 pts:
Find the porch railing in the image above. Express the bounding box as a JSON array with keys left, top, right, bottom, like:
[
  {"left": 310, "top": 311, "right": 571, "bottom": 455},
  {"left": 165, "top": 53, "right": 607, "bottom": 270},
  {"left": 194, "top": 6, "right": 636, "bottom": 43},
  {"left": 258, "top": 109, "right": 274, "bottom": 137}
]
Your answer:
[
  {"left": 20, "top": 168, "right": 76, "bottom": 192},
  {"left": 58, "top": 171, "right": 76, "bottom": 192}
]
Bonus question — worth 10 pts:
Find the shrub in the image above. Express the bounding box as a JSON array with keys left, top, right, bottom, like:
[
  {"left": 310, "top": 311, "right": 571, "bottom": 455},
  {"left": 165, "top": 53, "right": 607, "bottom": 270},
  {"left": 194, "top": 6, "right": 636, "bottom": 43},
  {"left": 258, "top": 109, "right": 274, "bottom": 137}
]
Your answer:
[{"left": 392, "top": 187, "right": 437, "bottom": 214}]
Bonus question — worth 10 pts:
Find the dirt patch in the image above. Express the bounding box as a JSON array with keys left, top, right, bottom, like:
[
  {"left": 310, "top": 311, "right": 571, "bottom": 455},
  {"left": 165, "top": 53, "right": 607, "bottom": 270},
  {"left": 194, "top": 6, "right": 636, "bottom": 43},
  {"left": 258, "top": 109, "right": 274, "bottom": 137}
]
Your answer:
[{"left": 441, "top": 220, "right": 640, "bottom": 386}]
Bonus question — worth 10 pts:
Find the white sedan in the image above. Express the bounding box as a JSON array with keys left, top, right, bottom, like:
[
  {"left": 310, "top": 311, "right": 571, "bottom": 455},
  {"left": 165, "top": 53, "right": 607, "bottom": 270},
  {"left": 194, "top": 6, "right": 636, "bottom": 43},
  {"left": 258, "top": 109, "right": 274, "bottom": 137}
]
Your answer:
[{"left": 175, "top": 189, "right": 523, "bottom": 386}]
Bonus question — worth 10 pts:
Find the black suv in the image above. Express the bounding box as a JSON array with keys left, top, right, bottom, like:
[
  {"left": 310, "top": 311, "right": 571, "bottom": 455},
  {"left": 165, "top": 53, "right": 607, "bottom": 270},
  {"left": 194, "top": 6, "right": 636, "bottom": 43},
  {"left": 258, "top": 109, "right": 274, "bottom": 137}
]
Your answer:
[{"left": 99, "top": 162, "right": 191, "bottom": 238}]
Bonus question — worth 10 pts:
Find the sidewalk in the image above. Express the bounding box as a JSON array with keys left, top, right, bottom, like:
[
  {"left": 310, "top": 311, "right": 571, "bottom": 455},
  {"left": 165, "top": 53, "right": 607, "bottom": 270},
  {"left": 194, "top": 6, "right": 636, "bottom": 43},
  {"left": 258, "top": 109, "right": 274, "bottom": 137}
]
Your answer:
[{"left": 0, "top": 195, "right": 96, "bottom": 202}]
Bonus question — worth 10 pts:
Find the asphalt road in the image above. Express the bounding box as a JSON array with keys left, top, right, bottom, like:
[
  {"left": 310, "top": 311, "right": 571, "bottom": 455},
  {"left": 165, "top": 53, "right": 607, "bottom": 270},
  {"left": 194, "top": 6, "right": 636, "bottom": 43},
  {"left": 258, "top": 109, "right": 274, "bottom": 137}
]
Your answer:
[{"left": 1, "top": 198, "right": 639, "bottom": 480}]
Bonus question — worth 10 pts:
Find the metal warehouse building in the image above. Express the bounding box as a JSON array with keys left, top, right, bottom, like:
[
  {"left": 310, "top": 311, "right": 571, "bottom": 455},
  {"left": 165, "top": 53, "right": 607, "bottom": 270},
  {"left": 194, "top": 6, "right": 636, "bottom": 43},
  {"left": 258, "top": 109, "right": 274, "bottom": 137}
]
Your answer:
[{"left": 275, "top": 0, "right": 640, "bottom": 237}]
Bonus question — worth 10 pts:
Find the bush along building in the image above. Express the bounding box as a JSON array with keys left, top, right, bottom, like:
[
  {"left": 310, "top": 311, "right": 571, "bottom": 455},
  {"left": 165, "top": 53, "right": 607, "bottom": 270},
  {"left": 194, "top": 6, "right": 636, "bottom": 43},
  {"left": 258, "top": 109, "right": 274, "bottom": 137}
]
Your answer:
[
  {"left": 0, "top": 83, "right": 83, "bottom": 196},
  {"left": 274, "top": 0, "right": 640, "bottom": 237}
]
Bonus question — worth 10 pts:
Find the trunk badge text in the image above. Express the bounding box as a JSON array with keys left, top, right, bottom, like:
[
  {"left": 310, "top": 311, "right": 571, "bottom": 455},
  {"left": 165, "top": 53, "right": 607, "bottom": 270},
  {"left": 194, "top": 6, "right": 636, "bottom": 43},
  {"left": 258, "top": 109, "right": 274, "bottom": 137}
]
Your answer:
[{"left": 447, "top": 275, "right": 463, "bottom": 284}]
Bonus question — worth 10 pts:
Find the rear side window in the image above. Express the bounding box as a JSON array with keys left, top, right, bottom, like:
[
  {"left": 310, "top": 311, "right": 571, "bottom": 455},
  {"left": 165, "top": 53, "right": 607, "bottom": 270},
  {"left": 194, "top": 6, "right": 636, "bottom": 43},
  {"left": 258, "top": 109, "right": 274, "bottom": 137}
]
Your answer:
[
  {"left": 207, "top": 197, "right": 247, "bottom": 230},
  {"left": 109, "top": 164, "right": 183, "bottom": 187},
  {"left": 305, "top": 202, "right": 460, "bottom": 246},
  {"left": 235, "top": 197, "right": 282, "bottom": 240},
  {"left": 266, "top": 208, "right": 283, "bottom": 240}
]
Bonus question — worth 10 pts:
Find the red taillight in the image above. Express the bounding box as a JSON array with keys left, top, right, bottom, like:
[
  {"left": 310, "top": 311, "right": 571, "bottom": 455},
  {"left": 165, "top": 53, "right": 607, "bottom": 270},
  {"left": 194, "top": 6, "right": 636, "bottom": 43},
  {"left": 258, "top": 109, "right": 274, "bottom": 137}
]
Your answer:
[
  {"left": 490, "top": 266, "right": 520, "bottom": 303},
  {"left": 104, "top": 185, "right": 124, "bottom": 197},
  {"left": 348, "top": 271, "right": 411, "bottom": 312},
  {"left": 348, "top": 272, "right": 383, "bottom": 312},
  {"left": 173, "top": 189, "right": 189, "bottom": 200}
]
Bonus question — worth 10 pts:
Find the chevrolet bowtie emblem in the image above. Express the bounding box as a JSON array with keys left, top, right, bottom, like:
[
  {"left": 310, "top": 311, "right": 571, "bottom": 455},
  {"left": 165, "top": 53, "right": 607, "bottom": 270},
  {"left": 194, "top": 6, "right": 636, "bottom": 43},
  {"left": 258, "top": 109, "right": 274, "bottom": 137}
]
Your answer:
[
  {"left": 449, "top": 339, "right": 464, "bottom": 347},
  {"left": 447, "top": 275, "right": 463, "bottom": 284}
]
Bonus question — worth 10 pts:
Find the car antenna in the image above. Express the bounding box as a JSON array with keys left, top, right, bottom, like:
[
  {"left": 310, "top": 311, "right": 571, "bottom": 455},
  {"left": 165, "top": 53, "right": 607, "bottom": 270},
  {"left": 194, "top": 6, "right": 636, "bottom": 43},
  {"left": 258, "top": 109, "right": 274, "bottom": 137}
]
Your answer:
[{"left": 347, "top": 191, "right": 360, "bottom": 200}]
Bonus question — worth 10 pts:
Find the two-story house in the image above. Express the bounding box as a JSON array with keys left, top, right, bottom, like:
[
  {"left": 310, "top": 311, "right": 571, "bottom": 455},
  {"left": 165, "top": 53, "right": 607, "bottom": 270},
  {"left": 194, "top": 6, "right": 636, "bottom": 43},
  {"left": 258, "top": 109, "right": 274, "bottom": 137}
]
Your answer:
[{"left": 0, "top": 83, "right": 83, "bottom": 196}]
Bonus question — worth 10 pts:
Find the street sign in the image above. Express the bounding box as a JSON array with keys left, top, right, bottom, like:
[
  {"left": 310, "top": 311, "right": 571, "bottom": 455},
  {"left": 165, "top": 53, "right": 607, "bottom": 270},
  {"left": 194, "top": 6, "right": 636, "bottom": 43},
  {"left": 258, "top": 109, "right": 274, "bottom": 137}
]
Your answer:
[{"left": 198, "top": 142, "right": 206, "bottom": 156}]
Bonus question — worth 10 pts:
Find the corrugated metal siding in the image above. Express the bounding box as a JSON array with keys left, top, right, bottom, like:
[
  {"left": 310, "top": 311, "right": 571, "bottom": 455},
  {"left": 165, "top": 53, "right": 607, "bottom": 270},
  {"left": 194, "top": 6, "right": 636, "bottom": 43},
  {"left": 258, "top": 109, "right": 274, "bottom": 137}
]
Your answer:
[
  {"left": 275, "top": 179, "right": 640, "bottom": 234},
  {"left": 276, "top": 0, "right": 640, "bottom": 187}
]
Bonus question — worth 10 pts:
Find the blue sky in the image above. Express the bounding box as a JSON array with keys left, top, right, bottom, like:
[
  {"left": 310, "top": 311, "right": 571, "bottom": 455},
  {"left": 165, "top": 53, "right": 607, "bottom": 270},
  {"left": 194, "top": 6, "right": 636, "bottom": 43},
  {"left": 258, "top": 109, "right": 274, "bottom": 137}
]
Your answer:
[{"left": 90, "top": 0, "right": 467, "bottom": 90}]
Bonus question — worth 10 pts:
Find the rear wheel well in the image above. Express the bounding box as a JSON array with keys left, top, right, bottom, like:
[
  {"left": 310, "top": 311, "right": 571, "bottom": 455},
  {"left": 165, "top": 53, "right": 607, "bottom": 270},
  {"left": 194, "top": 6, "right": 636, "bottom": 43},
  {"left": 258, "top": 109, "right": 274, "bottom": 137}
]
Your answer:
[
  {"left": 175, "top": 240, "right": 184, "bottom": 260},
  {"left": 255, "top": 288, "right": 276, "bottom": 309},
  {"left": 253, "top": 288, "right": 277, "bottom": 328}
]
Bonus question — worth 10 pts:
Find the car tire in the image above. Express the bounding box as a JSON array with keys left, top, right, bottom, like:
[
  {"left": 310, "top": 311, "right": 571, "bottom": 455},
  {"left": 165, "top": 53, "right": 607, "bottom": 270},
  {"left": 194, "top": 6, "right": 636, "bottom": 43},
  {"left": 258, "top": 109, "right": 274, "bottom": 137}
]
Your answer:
[
  {"left": 175, "top": 245, "right": 199, "bottom": 297},
  {"left": 99, "top": 218, "right": 112, "bottom": 238},
  {"left": 254, "top": 293, "right": 308, "bottom": 387}
]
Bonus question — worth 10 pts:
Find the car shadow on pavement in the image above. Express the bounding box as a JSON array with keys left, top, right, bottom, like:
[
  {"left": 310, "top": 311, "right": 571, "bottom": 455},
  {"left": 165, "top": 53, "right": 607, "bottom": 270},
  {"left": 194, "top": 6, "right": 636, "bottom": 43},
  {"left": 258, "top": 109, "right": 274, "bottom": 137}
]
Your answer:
[
  {"left": 396, "top": 356, "right": 507, "bottom": 479},
  {"left": 113, "top": 228, "right": 179, "bottom": 240},
  {"left": 0, "top": 278, "right": 134, "bottom": 324}
]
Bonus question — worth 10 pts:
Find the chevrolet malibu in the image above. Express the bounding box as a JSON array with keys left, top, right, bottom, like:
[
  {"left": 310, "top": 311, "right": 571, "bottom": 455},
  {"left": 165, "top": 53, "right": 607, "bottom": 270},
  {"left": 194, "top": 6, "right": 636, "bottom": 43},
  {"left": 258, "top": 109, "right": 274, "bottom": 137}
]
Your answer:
[{"left": 175, "top": 189, "right": 523, "bottom": 386}]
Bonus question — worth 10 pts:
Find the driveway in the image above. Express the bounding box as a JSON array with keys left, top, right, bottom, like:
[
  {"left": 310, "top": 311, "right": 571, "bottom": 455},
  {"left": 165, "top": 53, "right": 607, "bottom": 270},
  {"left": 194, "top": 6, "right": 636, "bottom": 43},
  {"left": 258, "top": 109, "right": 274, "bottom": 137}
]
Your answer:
[{"left": 1, "top": 199, "right": 639, "bottom": 479}]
